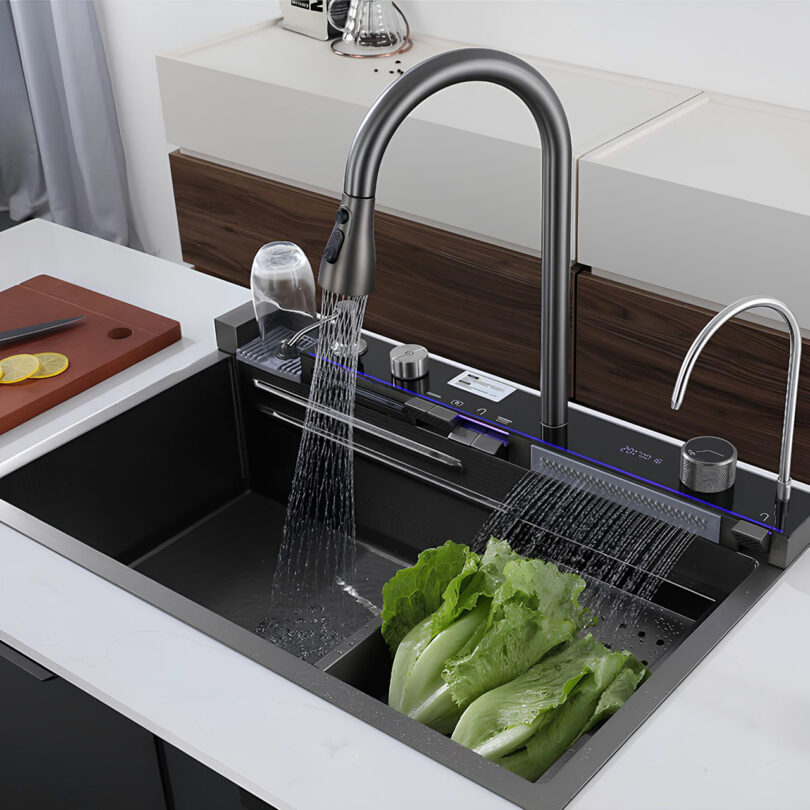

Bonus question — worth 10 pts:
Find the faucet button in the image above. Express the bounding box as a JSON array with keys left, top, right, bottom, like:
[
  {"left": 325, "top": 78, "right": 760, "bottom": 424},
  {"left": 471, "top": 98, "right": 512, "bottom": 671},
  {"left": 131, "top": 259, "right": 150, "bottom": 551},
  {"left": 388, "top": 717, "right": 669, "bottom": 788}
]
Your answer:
[
  {"left": 471, "top": 432, "right": 508, "bottom": 458},
  {"left": 335, "top": 206, "right": 350, "bottom": 225},
  {"left": 323, "top": 228, "right": 345, "bottom": 263}
]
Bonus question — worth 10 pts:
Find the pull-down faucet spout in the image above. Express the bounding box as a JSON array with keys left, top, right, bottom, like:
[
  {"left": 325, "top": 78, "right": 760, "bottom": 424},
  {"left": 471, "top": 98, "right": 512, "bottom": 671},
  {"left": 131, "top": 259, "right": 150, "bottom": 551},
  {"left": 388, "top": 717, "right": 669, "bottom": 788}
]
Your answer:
[{"left": 317, "top": 48, "right": 573, "bottom": 429}]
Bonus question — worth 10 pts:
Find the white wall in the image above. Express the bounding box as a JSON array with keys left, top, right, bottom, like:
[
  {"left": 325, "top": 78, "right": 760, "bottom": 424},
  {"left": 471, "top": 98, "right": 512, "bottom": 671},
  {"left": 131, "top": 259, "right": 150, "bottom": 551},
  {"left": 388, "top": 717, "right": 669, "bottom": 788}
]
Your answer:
[
  {"left": 97, "top": 0, "right": 809, "bottom": 262},
  {"left": 95, "top": 0, "right": 280, "bottom": 261}
]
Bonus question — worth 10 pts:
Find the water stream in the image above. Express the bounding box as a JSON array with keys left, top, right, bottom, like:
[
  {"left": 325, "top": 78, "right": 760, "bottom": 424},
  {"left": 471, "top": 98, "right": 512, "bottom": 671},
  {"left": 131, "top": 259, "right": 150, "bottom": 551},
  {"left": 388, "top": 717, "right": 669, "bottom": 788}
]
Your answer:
[
  {"left": 258, "top": 291, "right": 372, "bottom": 662},
  {"left": 473, "top": 469, "right": 696, "bottom": 628}
]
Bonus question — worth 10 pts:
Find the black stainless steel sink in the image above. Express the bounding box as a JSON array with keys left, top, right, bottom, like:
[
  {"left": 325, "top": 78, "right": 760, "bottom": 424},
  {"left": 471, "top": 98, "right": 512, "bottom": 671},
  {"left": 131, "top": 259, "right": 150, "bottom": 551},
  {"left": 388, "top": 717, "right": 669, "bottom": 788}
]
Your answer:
[{"left": 0, "top": 357, "right": 795, "bottom": 809}]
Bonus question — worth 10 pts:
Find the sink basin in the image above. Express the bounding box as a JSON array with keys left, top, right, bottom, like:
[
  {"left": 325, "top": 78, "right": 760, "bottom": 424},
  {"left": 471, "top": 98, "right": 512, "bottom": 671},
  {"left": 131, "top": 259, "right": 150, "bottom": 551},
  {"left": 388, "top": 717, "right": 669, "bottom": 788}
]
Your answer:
[{"left": 0, "top": 357, "right": 782, "bottom": 809}]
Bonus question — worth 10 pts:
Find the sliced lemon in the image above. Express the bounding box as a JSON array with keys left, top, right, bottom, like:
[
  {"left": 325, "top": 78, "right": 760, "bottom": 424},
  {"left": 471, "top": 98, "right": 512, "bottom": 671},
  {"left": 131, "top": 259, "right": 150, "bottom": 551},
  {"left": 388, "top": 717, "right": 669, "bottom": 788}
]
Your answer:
[
  {"left": 30, "top": 352, "right": 70, "bottom": 379},
  {"left": 0, "top": 354, "right": 40, "bottom": 384}
]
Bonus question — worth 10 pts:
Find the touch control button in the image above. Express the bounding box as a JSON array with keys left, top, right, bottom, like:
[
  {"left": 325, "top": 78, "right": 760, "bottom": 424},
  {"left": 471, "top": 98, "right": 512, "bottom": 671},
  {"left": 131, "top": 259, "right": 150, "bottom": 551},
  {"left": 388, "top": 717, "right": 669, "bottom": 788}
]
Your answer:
[
  {"left": 323, "top": 228, "right": 345, "bottom": 263},
  {"left": 448, "top": 426, "right": 477, "bottom": 446},
  {"left": 471, "top": 433, "right": 507, "bottom": 458},
  {"left": 336, "top": 206, "right": 350, "bottom": 225},
  {"left": 425, "top": 404, "right": 458, "bottom": 427}
]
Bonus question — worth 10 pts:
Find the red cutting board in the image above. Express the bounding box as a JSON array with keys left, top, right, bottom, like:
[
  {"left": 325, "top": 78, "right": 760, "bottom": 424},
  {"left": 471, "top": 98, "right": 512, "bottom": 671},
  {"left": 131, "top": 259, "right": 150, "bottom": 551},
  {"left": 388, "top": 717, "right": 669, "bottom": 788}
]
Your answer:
[{"left": 0, "top": 275, "right": 181, "bottom": 434}]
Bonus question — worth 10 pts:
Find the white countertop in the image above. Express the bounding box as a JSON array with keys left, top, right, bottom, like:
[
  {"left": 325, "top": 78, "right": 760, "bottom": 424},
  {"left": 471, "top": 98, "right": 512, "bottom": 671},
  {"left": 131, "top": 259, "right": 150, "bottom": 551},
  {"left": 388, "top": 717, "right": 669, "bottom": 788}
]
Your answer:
[
  {"left": 170, "top": 20, "right": 696, "bottom": 156},
  {"left": 578, "top": 92, "right": 810, "bottom": 330},
  {"left": 2, "top": 220, "right": 809, "bottom": 809},
  {"left": 585, "top": 94, "right": 810, "bottom": 216}
]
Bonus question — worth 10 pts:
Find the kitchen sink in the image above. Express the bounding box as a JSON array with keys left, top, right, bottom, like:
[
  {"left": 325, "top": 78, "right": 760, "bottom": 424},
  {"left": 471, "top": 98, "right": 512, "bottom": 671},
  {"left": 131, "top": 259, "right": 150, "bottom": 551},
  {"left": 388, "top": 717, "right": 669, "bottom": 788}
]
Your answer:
[{"left": 0, "top": 356, "right": 794, "bottom": 809}]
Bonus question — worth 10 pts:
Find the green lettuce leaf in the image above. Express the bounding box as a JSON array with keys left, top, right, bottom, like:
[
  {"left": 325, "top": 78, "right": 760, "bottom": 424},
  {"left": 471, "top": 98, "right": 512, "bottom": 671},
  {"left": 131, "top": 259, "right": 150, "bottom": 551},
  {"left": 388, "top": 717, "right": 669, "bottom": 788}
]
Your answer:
[
  {"left": 381, "top": 541, "right": 478, "bottom": 655},
  {"left": 442, "top": 556, "right": 592, "bottom": 708},
  {"left": 442, "top": 598, "right": 574, "bottom": 709},
  {"left": 494, "top": 650, "right": 637, "bottom": 781},
  {"left": 387, "top": 540, "right": 521, "bottom": 732},
  {"left": 429, "top": 537, "right": 520, "bottom": 635},
  {"left": 451, "top": 635, "right": 613, "bottom": 759},
  {"left": 393, "top": 602, "right": 490, "bottom": 734},
  {"left": 578, "top": 654, "right": 648, "bottom": 738}
]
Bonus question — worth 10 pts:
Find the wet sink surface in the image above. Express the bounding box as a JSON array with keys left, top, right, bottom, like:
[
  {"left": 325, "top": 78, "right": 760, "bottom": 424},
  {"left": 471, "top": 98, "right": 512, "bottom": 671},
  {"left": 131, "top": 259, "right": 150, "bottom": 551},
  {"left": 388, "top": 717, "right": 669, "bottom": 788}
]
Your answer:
[{"left": 132, "top": 491, "right": 402, "bottom": 637}]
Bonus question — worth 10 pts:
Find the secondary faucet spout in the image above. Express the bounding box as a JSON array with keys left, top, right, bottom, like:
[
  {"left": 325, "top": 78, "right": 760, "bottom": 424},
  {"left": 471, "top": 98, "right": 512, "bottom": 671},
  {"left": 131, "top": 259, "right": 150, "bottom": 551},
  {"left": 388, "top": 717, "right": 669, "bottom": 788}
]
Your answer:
[
  {"left": 317, "top": 48, "right": 573, "bottom": 429},
  {"left": 671, "top": 296, "right": 802, "bottom": 502}
]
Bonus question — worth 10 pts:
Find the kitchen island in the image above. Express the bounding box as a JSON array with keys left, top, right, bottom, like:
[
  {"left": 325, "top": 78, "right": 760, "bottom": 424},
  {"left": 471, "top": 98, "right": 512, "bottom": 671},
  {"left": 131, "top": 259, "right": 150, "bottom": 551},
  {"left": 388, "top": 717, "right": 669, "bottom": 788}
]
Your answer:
[{"left": 1, "top": 219, "right": 807, "bottom": 809}]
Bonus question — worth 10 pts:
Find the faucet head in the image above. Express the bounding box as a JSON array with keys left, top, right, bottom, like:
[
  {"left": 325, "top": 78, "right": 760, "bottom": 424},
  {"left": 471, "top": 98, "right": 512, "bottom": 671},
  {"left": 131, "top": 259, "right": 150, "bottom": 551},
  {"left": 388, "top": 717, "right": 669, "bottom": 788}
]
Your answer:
[{"left": 318, "top": 194, "right": 376, "bottom": 297}]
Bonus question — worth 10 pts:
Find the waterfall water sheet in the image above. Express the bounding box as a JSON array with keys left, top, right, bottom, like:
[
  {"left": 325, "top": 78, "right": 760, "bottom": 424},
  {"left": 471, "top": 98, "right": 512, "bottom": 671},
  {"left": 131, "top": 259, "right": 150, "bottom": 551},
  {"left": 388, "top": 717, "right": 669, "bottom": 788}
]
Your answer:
[
  {"left": 259, "top": 291, "right": 374, "bottom": 663},
  {"left": 473, "top": 469, "right": 695, "bottom": 637}
]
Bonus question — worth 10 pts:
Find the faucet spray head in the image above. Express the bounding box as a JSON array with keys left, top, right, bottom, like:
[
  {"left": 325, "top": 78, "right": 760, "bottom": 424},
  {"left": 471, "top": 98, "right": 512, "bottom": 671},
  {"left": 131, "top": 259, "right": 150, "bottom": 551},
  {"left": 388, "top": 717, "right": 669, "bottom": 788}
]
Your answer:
[{"left": 318, "top": 194, "right": 377, "bottom": 297}]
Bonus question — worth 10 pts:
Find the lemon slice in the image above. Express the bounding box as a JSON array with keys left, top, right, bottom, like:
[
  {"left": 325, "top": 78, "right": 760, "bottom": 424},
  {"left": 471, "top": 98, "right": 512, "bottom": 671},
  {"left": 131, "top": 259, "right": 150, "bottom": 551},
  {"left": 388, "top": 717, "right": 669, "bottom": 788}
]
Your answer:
[
  {"left": 0, "top": 354, "right": 40, "bottom": 384},
  {"left": 30, "top": 352, "right": 70, "bottom": 379}
]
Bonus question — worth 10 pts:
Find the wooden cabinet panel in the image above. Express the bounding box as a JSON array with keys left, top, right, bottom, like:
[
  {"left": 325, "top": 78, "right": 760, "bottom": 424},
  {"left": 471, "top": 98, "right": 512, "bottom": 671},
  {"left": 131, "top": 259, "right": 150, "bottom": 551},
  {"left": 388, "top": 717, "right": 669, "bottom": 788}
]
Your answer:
[
  {"left": 574, "top": 272, "right": 810, "bottom": 480},
  {"left": 170, "top": 151, "right": 578, "bottom": 393}
]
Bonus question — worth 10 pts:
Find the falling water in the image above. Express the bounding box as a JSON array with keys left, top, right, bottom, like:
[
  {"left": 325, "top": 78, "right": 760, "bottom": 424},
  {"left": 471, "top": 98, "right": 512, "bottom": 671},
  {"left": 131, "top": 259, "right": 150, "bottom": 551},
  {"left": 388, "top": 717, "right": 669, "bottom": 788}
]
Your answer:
[
  {"left": 258, "top": 291, "right": 372, "bottom": 662},
  {"left": 473, "top": 468, "right": 696, "bottom": 627}
]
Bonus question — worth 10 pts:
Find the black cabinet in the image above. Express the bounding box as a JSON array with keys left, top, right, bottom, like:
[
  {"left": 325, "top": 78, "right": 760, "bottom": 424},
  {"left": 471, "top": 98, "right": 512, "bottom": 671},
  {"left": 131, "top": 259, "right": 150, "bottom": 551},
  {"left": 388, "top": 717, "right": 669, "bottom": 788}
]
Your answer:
[
  {"left": 0, "top": 641, "right": 167, "bottom": 809},
  {"left": 0, "top": 641, "right": 278, "bottom": 810},
  {"left": 159, "top": 741, "right": 277, "bottom": 810}
]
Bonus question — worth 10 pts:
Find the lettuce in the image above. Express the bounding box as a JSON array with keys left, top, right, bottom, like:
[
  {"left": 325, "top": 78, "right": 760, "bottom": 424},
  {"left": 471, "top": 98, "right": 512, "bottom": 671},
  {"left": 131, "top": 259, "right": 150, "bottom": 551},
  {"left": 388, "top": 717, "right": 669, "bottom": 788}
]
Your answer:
[
  {"left": 451, "top": 635, "right": 616, "bottom": 757},
  {"left": 451, "top": 635, "right": 648, "bottom": 780},
  {"left": 386, "top": 539, "right": 593, "bottom": 733},
  {"left": 442, "top": 556, "right": 593, "bottom": 708},
  {"left": 381, "top": 540, "right": 478, "bottom": 655}
]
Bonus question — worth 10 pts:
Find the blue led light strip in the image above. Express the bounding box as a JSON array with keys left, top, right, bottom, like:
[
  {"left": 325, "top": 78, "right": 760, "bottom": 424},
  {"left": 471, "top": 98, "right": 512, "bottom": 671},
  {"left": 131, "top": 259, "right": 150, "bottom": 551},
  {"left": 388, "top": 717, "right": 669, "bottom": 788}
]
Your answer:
[{"left": 313, "top": 354, "right": 781, "bottom": 534}]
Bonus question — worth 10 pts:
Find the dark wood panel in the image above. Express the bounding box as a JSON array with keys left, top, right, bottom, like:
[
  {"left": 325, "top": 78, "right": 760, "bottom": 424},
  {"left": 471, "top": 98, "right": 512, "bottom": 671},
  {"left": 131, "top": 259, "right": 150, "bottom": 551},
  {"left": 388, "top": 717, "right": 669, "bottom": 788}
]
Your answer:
[
  {"left": 170, "top": 151, "right": 578, "bottom": 392},
  {"left": 574, "top": 272, "right": 810, "bottom": 479}
]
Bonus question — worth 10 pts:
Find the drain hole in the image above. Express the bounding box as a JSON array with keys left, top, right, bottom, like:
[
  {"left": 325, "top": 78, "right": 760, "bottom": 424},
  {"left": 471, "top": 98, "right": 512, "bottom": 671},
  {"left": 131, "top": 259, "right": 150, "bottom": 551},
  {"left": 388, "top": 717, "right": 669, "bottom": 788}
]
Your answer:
[
  {"left": 656, "top": 638, "right": 665, "bottom": 646},
  {"left": 637, "top": 630, "right": 646, "bottom": 638},
  {"left": 107, "top": 327, "right": 133, "bottom": 340},
  {"left": 641, "top": 659, "right": 648, "bottom": 666},
  {"left": 618, "top": 622, "right": 627, "bottom": 629}
]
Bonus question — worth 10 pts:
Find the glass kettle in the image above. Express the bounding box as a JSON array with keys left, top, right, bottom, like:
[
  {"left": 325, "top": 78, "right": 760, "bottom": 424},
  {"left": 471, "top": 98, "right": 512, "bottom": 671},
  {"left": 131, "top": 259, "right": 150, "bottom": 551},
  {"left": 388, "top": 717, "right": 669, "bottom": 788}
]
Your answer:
[{"left": 328, "top": 0, "right": 411, "bottom": 57}]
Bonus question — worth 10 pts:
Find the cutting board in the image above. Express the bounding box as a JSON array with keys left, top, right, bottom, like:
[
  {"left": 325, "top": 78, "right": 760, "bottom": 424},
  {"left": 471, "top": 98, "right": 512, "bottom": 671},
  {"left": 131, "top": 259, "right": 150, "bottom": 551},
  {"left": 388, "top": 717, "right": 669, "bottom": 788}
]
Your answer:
[{"left": 0, "top": 275, "right": 181, "bottom": 434}]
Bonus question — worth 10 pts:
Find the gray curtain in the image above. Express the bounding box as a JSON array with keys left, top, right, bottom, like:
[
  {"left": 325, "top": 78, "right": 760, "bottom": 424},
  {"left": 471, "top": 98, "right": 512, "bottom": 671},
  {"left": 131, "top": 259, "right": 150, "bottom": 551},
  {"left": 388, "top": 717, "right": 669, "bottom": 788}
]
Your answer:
[{"left": 0, "top": 0, "right": 139, "bottom": 247}]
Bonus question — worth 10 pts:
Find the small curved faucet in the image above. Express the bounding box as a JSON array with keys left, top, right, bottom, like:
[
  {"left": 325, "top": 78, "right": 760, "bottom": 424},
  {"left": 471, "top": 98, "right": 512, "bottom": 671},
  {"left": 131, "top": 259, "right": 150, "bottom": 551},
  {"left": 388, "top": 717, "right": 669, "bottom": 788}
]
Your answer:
[
  {"left": 671, "top": 296, "right": 802, "bottom": 502},
  {"left": 317, "top": 48, "right": 573, "bottom": 429},
  {"left": 277, "top": 311, "right": 341, "bottom": 359}
]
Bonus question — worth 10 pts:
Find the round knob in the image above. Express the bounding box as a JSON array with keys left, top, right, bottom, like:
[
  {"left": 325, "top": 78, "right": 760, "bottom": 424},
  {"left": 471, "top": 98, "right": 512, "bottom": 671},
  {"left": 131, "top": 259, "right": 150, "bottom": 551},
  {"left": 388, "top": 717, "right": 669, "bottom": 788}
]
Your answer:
[
  {"left": 680, "top": 436, "right": 738, "bottom": 493},
  {"left": 390, "top": 344, "right": 429, "bottom": 380}
]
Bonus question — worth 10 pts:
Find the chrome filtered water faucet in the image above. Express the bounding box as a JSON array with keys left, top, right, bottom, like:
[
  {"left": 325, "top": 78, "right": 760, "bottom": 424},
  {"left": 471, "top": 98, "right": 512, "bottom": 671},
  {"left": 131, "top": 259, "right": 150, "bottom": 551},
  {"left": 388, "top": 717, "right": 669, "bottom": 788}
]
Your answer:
[
  {"left": 317, "top": 48, "right": 573, "bottom": 429},
  {"left": 672, "top": 296, "right": 802, "bottom": 502}
]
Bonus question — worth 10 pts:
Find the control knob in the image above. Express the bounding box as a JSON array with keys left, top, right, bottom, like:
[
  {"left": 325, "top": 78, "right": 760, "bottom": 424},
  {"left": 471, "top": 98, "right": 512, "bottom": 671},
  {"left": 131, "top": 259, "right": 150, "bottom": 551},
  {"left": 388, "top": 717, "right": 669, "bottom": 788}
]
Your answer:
[
  {"left": 390, "top": 344, "right": 429, "bottom": 380},
  {"left": 680, "top": 436, "right": 737, "bottom": 493}
]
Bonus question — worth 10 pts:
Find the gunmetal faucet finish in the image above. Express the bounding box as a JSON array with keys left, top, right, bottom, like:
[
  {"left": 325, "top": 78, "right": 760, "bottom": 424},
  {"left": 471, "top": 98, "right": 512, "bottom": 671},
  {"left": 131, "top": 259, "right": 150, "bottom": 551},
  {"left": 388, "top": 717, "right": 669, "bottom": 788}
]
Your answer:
[
  {"left": 318, "top": 48, "right": 573, "bottom": 429},
  {"left": 672, "top": 296, "right": 802, "bottom": 502}
]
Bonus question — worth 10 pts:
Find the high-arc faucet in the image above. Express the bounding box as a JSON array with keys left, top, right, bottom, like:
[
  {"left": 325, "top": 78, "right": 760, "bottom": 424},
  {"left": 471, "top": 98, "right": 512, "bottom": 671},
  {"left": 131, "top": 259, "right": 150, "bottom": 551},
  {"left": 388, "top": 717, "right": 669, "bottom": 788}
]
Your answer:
[
  {"left": 317, "top": 48, "right": 573, "bottom": 429},
  {"left": 671, "top": 296, "right": 802, "bottom": 502}
]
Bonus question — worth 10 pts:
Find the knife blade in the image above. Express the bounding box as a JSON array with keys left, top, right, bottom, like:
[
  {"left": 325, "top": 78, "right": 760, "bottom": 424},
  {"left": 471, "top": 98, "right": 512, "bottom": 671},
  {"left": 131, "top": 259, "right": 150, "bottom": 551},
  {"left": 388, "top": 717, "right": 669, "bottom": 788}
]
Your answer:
[{"left": 0, "top": 316, "right": 85, "bottom": 347}]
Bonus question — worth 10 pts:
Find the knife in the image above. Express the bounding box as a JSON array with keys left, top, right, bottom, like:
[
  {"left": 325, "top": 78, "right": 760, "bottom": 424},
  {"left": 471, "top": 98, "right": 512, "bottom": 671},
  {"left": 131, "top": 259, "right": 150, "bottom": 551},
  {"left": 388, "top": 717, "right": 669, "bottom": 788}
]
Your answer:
[{"left": 0, "top": 316, "right": 85, "bottom": 347}]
